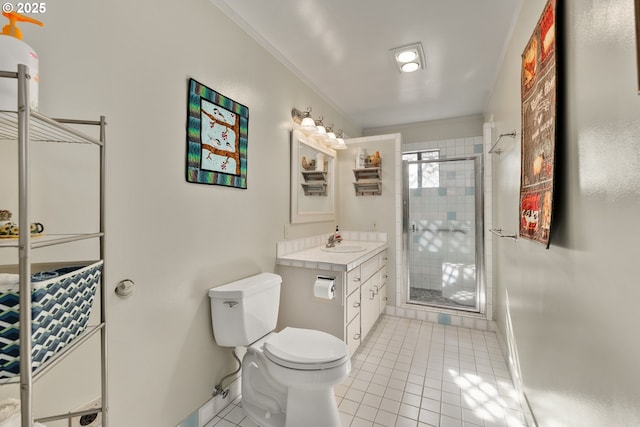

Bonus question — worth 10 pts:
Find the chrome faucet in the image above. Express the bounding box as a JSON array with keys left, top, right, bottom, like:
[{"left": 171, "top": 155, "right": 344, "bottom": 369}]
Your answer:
[{"left": 326, "top": 233, "right": 343, "bottom": 248}]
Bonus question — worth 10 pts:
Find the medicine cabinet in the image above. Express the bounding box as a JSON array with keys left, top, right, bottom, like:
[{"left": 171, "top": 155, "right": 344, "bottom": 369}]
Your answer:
[{"left": 290, "top": 129, "right": 336, "bottom": 223}]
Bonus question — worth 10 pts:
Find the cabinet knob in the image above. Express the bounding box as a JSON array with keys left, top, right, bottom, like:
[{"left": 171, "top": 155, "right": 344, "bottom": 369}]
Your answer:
[
  {"left": 115, "top": 279, "right": 135, "bottom": 297},
  {"left": 374, "top": 285, "right": 379, "bottom": 295},
  {"left": 353, "top": 301, "right": 361, "bottom": 308},
  {"left": 353, "top": 277, "right": 361, "bottom": 282},
  {"left": 383, "top": 275, "right": 388, "bottom": 279},
  {"left": 369, "top": 290, "right": 375, "bottom": 299},
  {"left": 383, "top": 297, "right": 388, "bottom": 301},
  {"left": 353, "top": 333, "right": 361, "bottom": 340}
]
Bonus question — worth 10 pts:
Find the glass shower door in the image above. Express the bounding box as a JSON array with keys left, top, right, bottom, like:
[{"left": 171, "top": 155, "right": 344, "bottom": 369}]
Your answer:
[{"left": 403, "top": 155, "right": 483, "bottom": 312}]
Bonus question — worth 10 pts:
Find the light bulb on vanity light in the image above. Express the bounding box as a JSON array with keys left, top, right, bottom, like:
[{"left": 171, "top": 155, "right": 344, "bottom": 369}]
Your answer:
[
  {"left": 334, "top": 131, "right": 347, "bottom": 150},
  {"left": 325, "top": 125, "right": 338, "bottom": 146},
  {"left": 334, "top": 138, "right": 347, "bottom": 150},
  {"left": 299, "top": 116, "right": 317, "bottom": 135},
  {"left": 313, "top": 122, "right": 328, "bottom": 142},
  {"left": 327, "top": 132, "right": 338, "bottom": 145}
]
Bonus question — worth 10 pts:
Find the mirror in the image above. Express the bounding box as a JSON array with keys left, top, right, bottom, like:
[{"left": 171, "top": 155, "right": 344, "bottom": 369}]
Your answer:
[{"left": 290, "top": 129, "right": 336, "bottom": 223}]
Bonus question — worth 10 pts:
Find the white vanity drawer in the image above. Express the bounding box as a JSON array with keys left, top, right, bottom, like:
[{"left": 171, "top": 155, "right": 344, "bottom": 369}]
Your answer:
[
  {"left": 380, "top": 263, "right": 388, "bottom": 285},
  {"left": 347, "top": 314, "right": 361, "bottom": 355},
  {"left": 346, "top": 266, "right": 361, "bottom": 295},
  {"left": 378, "top": 250, "right": 388, "bottom": 266},
  {"left": 346, "top": 287, "right": 361, "bottom": 324},
  {"left": 360, "top": 255, "right": 379, "bottom": 283}
]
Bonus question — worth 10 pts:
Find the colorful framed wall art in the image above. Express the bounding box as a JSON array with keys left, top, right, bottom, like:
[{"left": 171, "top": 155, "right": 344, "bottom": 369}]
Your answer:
[
  {"left": 186, "top": 78, "right": 249, "bottom": 189},
  {"left": 520, "top": 0, "right": 557, "bottom": 248}
]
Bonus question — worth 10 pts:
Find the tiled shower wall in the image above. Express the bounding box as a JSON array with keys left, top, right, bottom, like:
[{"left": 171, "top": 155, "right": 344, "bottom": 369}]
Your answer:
[{"left": 405, "top": 136, "right": 483, "bottom": 297}]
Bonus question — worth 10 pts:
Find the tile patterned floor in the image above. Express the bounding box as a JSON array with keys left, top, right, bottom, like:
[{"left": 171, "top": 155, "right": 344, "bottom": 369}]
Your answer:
[{"left": 205, "top": 315, "right": 528, "bottom": 427}]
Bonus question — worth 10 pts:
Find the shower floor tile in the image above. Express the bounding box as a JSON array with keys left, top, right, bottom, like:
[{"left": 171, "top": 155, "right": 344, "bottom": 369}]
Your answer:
[
  {"left": 410, "top": 288, "right": 476, "bottom": 309},
  {"left": 206, "top": 315, "right": 528, "bottom": 427}
]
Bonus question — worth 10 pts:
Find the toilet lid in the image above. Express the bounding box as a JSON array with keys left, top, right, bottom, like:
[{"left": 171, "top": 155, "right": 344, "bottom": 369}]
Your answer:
[{"left": 263, "top": 327, "right": 349, "bottom": 370}]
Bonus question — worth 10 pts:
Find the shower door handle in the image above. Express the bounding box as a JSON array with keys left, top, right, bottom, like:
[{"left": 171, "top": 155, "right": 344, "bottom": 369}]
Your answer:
[{"left": 412, "top": 223, "right": 416, "bottom": 233}]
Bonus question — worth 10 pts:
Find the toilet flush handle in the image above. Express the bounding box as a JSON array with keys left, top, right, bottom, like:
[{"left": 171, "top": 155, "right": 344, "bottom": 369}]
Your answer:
[{"left": 224, "top": 301, "right": 239, "bottom": 308}]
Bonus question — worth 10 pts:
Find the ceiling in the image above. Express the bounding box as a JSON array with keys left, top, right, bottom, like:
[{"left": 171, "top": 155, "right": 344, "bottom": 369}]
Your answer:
[{"left": 211, "top": 0, "right": 523, "bottom": 130}]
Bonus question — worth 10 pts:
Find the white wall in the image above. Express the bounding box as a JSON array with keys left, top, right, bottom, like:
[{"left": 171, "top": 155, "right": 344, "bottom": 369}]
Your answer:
[
  {"left": 363, "top": 114, "right": 484, "bottom": 143},
  {"left": 0, "top": 0, "right": 360, "bottom": 425},
  {"left": 485, "top": 1, "right": 640, "bottom": 426},
  {"left": 338, "top": 134, "right": 401, "bottom": 307}
]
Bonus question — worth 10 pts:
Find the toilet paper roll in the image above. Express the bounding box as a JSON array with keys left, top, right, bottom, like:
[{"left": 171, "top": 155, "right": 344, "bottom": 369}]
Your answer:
[{"left": 313, "top": 277, "right": 335, "bottom": 300}]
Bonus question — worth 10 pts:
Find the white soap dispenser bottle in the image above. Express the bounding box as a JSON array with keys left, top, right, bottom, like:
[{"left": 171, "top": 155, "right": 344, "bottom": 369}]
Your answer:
[{"left": 0, "top": 11, "right": 44, "bottom": 111}]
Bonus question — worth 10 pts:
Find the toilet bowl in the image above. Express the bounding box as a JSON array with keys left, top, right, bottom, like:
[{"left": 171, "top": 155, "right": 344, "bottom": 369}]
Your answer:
[
  {"left": 242, "top": 328, "right": 350, "bottom": 427},
  {"left": 209, "top": 273, "right": 350, "bottom": 427}
]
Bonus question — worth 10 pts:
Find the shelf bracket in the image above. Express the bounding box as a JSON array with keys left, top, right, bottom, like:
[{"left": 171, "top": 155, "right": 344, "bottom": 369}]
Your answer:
[
  {"left": 489, "top": 228, "right": 518, "bottom": 241},
  {"left": 488, "top": 130, "right": 517, "bottom": 154}
]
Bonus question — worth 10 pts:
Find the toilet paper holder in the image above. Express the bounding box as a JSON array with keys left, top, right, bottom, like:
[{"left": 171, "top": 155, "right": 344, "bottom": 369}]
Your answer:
[{"left": 314, "top": 275, "right": 336, "bottom": 300}]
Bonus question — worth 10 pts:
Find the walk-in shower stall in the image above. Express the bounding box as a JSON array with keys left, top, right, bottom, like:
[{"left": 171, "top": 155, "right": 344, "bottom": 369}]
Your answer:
[{"left": 403, "top": 153, "right": 484, "bottom": 312}]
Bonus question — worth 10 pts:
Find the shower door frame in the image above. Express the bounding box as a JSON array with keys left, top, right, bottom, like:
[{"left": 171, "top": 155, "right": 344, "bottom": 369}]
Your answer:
[{"left": 402, "top": 155, "right": 485, "bottom": 314}]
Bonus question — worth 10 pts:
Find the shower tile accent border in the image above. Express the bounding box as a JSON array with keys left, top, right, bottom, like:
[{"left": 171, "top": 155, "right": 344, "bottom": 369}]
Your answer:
[{"left": 386, "top": 304, "right": 497, "bottom": 332}]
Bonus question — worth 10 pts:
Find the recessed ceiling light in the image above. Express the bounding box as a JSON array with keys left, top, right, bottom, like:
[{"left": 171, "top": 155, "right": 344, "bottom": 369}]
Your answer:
[
  {"left": 401, "top": 62, "right": 420, "bottom": 73},
  {"left": 390, "top": 42, "right": 425, "bottom": 74},
  {"left": 396, "top": 50, "right": 418, "bottom": 63}
]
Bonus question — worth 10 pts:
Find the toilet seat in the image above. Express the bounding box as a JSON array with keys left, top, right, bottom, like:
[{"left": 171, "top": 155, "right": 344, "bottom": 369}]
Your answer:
[{"left": 263, "top": 327, "right": 349, "bottom": 370}]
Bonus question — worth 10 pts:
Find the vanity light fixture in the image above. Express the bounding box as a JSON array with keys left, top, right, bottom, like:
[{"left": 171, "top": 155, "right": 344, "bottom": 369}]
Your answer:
[
  {"left": 334, "top": 130, "right": 347, "bottom": 150},
  {"left": 291, "top": 107, "right": 317, "bottom": 135},
  {"left": 390, "top": 42, "right": 425, "bottom": 73},
  {"left": 312, "top": 116, "right": 328, "bottom": 142},
  {"left": 291, "top": 107, "right": 345, "bottom": 148},
  {"left": 325, "top": 124, "right": 338, "bottom": 146}
]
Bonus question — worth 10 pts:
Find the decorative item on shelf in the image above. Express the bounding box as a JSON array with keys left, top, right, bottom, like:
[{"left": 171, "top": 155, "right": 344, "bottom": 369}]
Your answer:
[
  {"left": 0, "top": 210, "right": 12, "bottom": 236},
  {"left": 356, "top": 147, "right": 366, "bottom": 168},
  {"left": 0, "top": 208, "right": 44, "bottom": 239},
  {"left": 301, "top": 156, "right": 316, "bottom": 171},
  {"left": 366, "top": 151, "right": 382, "bottom": 168},
  {"left": 316, "top": 152, "right": 327, "bottom": 172},
  {"left": 353, "top": 151, "right": 382, "bottom": 196}
]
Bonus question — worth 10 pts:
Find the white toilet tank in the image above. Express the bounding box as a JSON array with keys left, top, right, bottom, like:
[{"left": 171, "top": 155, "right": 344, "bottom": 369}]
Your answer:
[{"left": 209, "top": 272, "right": 281, "bottom": 347}]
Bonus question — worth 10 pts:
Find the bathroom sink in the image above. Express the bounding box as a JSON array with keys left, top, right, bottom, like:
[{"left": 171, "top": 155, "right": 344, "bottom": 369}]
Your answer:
[{"left": 320, "top": 245, "right": 366, "bottom": 253}]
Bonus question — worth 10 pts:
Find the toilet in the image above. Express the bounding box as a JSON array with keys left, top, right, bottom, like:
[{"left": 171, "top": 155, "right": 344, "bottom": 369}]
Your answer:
[{"left": 209, "top": 272, "right": 350, "bottom": 427}]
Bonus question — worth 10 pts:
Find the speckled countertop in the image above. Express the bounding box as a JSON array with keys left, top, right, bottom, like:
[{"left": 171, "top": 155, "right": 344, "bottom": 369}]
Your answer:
[{"left": 276, "top": 240, "right": 387, "bottom": 272}]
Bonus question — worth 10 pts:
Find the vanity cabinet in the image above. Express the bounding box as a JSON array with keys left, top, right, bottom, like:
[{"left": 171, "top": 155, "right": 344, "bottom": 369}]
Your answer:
[
  {"left": 379, "top": 263, "right": 388, "bottom": 315},
  {"left": 276, "top": 244, "right": 387, "bottom": 356},
  {"left": 357, "top": 251, "right": 387, "bottom": 340}
]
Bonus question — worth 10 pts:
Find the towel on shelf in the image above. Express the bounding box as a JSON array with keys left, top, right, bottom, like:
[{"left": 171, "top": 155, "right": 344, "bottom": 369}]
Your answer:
[
  {"left": 0, "top": 274, "right": 19, "bottom": 287},
  {"left": 0, "top": 399, "right": 47, "bottom": 427}
]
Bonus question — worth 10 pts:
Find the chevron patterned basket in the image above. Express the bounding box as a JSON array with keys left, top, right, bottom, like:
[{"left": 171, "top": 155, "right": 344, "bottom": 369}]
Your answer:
[{"left": 0, "top": 260, "right": 103, "bottom": 380}]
